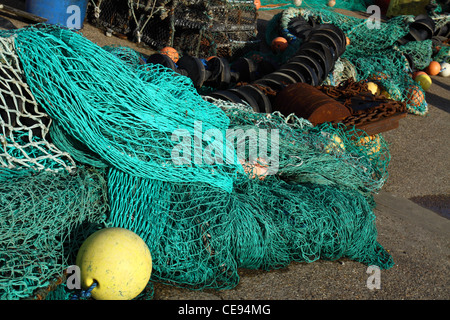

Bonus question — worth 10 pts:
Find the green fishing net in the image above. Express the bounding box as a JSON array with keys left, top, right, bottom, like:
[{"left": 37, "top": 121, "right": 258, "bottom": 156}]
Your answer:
[
  {"left": 259, "top": 0, "right": 374, "bottom": 11},
  {"left": 2, "top": 24, "right": 239, "bottom": 193},
  {"left": 106, "top": 101, "right": 393, "bottom": 290},
  {"left": 102, "top": 44, "right": 146, "bottom": 68},
  {"left": 0, "top": 167, "right": 108, "bottom": 300},
  {"left": 0, "top": 23, "right": 394, "bottom": 299}
]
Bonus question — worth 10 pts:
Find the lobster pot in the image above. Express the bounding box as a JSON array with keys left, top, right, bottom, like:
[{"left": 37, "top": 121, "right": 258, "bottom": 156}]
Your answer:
[
  {"left": 87, "top": 0, "right": 134, "bottom": 35},
  {"left": 173, "top": 28, "right": 260, "bottom": 59},
  {"left": 175, "top": 0, "right": 260, "bottom": 58},
  {"left": 87, "top": 0, "right": 259, "bottom": 59},
  {"left": 207, "top": 29, "right": 260, "bottom": 59},
  {"left": 139, "top": 14, "right": 174, "bottom": 49}
]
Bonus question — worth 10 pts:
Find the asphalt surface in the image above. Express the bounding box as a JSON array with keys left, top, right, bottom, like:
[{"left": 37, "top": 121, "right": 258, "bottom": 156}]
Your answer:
[{"left": 0, "top": 1, "right": 448, "bottom": 302}]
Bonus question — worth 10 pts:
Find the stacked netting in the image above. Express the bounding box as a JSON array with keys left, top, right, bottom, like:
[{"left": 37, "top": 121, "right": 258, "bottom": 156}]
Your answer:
[
  {"left": 0, "top": 167, "right": 109, "bottom": 300},
  {"left": 0, "top": 24, "right": 392, "bottom": 299}
]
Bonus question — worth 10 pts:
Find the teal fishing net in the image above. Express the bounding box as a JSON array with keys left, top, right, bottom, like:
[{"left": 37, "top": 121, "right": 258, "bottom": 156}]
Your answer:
[
  {"left": 0, "top": 24, "right": 394, "bottom": 299},
  {"left": 106, "top": 102, "right": 393, "bottom": 290},
  {"left": 3, "top": 25, "right": 239, "bottom": 193},
  {"left": 0, "top": 167, "right": 108, "bottom": 300}
]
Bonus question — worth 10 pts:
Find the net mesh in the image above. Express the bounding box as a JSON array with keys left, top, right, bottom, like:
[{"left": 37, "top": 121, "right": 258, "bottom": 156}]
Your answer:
[
  {"left": 1, "top": 21, "right": 395, "bottom": 299},
  {"left": 0, "top": 167, "right": 108, "bottom": 300},
  {"left": 2, "top": 24, "right": 239, "bottom": 193},
  {"left": 88, "top": 0, "right": 260, "bottom": 59},
  {"left": 106, "top": 102, "right": 393, "bottom": 289},
  {"left": 0, "top": 36, "right": 76, "bottom": 174}
]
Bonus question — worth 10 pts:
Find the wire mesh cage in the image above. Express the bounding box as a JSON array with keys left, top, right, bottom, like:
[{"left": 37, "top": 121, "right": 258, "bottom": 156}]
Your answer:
[
  {"left": 87, "top": 0, "right": 135, "bottom": 36},
  {"left": 87, "top": 0, "right": 260, "bottom": 59}
]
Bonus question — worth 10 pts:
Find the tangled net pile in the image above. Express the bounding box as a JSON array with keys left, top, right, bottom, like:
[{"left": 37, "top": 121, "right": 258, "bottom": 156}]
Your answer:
[{"left": 1, "top": 24, "right": 394, "bottom": 300}]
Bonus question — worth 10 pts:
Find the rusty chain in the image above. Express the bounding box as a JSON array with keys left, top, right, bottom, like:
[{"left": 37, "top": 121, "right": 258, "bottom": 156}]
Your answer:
[
  {"left": 317, "top": 79, "right": 407, "bottom": 128},
  {"left": 231, "top": 78, "right": 406, "bottom": 130}
]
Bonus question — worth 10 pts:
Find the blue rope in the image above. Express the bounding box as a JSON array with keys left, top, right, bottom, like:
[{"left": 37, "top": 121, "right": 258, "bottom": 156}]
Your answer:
[{"left": 70, "top": 282, "right": 98, "bottom": 300}]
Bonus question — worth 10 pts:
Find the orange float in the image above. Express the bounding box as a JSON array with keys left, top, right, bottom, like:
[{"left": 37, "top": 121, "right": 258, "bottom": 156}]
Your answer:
[
  {"left": 160, "top": 47, "right": 179, "bottom": 63},
  {"left": 254, "top": 0, "right": 261, "bottom": 10},
  {"left": 425, "top": 61, "right": 441, "bottom": 76},
  {"left": 406, "top": 85, "right": 425, "bottom": 108},
  {"left": 346, "top": 36, "right": 351, "bottom": 46},
  {"left": 271, "top": 37, "right": 288, "bottom": 53},
  {"left": 355, "top": 134, "right": 381, "bottom": 159}
]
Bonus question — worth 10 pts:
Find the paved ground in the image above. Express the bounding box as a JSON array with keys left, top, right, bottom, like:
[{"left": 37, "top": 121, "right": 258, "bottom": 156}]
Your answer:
[{"left": 1, "top": 1, "right": 448, "bottom": 302}]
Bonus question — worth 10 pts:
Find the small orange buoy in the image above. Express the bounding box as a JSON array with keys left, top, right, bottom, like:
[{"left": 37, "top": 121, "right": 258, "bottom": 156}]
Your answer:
[
  {"left": 271, "top": 37, "right": 288, "bottom": 53},
  {"left": 346, "top": 36, "right": 351, "bottom": 46},
  {"left": 160, "top": 47, "right": 179, "bottom": 63},
  {"left": 254, "top": 0, "right": 261, "bottom": 10},
  {"left": 425, "top": 61, "right": 441, "bottom": 76},
  {"left": 406, "top": 85, "right": 425, "bottom": 108}
]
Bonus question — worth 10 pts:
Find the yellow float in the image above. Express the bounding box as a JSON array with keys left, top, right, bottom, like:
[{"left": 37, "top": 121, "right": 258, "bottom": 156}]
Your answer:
[
  {"left": 414, "top": 73, "right": 432, "bottom": 91},
  {"left": 76, "top": 227, "right": 152, "bottom": 300},
  {"left": 366, "top": 82, "right": 380, "bottom": 95},
  {"left": 355, "top": 134, "right": 381, "bottom": 158},
  {"left": 322, "top": 132, "right": 346, "bottom": 154}
]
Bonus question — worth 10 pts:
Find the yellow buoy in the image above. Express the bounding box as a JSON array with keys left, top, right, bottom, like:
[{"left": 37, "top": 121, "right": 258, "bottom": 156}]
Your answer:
[
  {"left": 322, "top": 132, "right": 345, "bottom": 154},
  {"left": 356, "top": 134, "right": 381, "bottom": 158},
  {"left": 366, "top": 81, "right": 380, "bottom": 95},
  {"left": 76, "top": 227, "right": 152, "bottom": 300},
  {"left": 380, "top": 89, "right": 391, "bottom": 99},
  {"left": 414, "top": 73, "right": 432, "bottom": 91}
]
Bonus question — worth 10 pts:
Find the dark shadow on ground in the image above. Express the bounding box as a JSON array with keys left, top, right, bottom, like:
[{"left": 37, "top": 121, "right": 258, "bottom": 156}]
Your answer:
[
  {"left": 409, "top": 194, "right": 450, "bottom": 220},
  {"left": 425, "top": 77, "right": 450, "bottom": 113}
]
